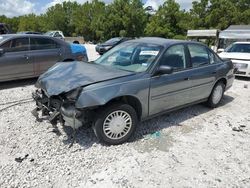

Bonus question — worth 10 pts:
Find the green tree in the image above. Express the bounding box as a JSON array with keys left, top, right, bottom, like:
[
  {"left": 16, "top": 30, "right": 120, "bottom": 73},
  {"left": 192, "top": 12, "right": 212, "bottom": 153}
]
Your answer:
[
  {"left": 206, "top": 0, "right": 238, "bottom": 30},
  {"left": 42, "top": 1, "right": 79, "bottom": 36},
  {"left": 72, "top": 0, "right": 106, "bottom": 41},
  {"left": 18, "top": 14, "right": 42, "bottom": 32},
  {"left": 189, "top": 0, "right": 209, "bottom": 29},
  {"left": 145, "top": 0, "right": 186, "bottom": 38},
  {"left": 104, "top": 0, "right": 147, "bottom": 40}
]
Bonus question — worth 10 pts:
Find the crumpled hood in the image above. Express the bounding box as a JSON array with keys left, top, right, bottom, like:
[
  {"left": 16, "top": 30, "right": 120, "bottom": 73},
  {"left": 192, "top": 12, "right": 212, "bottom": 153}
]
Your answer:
[
  {"left": 36, "top": 61, "right": 133, "bottom": 96},
  {"left": 219, "top": 52, "right": 250, "bottom": 60}
]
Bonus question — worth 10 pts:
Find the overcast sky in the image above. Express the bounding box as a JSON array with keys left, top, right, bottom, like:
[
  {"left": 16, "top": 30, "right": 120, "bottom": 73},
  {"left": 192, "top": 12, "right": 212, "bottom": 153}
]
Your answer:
[{"left": 0, "top": 0, "right": 194, "bottom": 17}]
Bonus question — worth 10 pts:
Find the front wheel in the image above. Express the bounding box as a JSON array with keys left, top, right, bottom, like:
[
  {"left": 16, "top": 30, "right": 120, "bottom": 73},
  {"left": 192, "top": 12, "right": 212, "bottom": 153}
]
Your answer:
[
  {"left": 206, "top": 82, "right": 225, "bottom": 108},
  {"left": 93, "top": 103, "right": 138, "bottom": 145}
]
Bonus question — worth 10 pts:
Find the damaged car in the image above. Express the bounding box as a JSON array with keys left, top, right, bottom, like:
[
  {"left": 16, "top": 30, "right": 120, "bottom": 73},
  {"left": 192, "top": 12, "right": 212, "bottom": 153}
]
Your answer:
[{"left": 32, "top": 37, "right": 234, "bottom": 145}]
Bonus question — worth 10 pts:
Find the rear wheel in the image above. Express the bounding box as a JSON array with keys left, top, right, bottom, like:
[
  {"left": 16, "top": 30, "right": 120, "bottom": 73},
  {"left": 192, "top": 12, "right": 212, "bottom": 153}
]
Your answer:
[
  {"left": 93, "top": 103, "right": 138, "bottom": 145},
  {"left": 206, "top": 81, "right": 225, "bottom": 108}
]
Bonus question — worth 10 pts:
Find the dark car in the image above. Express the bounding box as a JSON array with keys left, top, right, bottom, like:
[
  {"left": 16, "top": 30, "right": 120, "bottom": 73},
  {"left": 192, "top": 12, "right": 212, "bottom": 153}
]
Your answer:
[
  {"left": 33, "top": 37, "right": 234, "bottom": 145},
  {"left": 0, "top": 34, "right": 88, "bottom": 82},
  {"left": 95, "top": 37, "right": 131, "bottom": 55}
]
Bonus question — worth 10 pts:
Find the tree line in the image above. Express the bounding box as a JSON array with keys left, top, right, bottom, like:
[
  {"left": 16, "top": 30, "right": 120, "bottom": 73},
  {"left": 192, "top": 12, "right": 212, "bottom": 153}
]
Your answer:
[{"left": 0, "top": 0, "right": 249, "bottom": 42}]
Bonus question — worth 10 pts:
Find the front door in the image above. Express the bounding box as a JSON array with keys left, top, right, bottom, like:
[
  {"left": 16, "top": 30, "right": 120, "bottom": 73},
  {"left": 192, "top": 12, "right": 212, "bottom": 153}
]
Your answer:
[
  {"left": 0, "top": 37, "right": 33, "bottom": 81},
  {"left": 149, "top": 44, "right": 192, "bottom": 116}
]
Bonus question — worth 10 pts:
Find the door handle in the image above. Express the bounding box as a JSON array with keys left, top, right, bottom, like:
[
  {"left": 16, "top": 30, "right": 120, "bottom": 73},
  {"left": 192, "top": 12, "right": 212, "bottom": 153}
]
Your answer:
[
  {"left": 211, "top": 71, "right": 216, "bottom": 74},
  {"left": 184, "top": 77, "right": 190, "bottom": 80}
]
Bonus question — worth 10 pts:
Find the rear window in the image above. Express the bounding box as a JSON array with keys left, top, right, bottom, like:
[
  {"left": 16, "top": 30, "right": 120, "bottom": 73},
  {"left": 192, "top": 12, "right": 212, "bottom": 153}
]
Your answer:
[
  {"left": 30, "top": 38, "right": 59, "bottom": 50},
  {"left": 188, "top": 44, "right": 210, "bottom": 67}
]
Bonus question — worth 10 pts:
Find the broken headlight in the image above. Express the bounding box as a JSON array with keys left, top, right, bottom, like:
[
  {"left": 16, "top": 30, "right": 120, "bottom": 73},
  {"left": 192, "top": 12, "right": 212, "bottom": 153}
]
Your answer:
[{"left": 65, "top": 88, "right": 82, "bottom": 101}]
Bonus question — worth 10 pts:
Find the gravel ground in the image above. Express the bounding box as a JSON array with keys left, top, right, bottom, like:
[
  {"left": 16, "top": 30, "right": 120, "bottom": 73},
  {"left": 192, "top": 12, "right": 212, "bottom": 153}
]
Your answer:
[{"left": 0, "top": 45, "right": 250, "bottom": 187}]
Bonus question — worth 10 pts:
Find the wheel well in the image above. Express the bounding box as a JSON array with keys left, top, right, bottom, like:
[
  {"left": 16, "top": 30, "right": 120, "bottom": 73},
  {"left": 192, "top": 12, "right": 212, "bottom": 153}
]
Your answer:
[
  {"left": 73, "top": 40, "right": 80, "bottom": 44},
  {"left": 216, "top": 78, "right": 227, "bottom": 86},
  {"left": 105, "top": 96, "right": 142, "bottom": 120},
  {"left": 63, "top": 59, "right": 74, "bottom": 62}
]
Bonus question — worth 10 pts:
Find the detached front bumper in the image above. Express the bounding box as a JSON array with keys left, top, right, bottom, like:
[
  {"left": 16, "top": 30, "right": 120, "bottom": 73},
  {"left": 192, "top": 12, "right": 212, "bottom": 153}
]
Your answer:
[{"left": 32, "top": 90, "right": 89, "bottom": 129}]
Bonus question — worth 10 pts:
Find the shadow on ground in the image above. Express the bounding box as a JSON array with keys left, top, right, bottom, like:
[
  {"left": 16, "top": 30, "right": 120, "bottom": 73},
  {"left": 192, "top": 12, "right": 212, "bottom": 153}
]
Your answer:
[
  {"left": 58, "top": 94, "right": 234, "bottom": 148},
  {"left": 0, "top": 78, "right": 37, "bottom": 90}
]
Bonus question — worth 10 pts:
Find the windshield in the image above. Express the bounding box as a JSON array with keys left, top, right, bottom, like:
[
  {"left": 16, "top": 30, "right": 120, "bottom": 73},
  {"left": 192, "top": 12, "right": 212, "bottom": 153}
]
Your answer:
[
  {"left": 225, "top": 43, "right": 250, "bottom": 53},
  {"left": 44, "top": 31, "right": 54, "bottom": 36},
  {"left": 105, "top": 38, "right": 121, "bottom": 45},
  {"left": 95, "top": 42, "right": 162, "bottom": 73}
]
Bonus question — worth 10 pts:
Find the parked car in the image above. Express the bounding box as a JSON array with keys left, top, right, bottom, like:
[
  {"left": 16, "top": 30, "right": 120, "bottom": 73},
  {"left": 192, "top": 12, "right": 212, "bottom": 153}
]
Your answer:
[
  {"left": 95, "top": 37, "right": 131, "bottom": 55},
  {"left": 44, "top": 31, "right": 65, "bottom": 40},
  {"left": 17, "top": 31, "right": 42, "bottom": 35},
  {"left": 219, "top": 42, "right": 250, "bottom": 77},
  {"left": 0, "top": 23, "right": 12, "bottom": 34},
  {"left": 33, "top": 37, "right": 234, "bottom": 145},
  {"left": 0, "top": 34, "right": 88, "bottom": 82}
]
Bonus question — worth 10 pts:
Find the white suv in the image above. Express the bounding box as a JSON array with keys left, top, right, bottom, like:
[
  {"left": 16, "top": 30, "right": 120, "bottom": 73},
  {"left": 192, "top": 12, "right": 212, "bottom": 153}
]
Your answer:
[{"left": 219, "top": 42, "right": 250, "bottom": 77}]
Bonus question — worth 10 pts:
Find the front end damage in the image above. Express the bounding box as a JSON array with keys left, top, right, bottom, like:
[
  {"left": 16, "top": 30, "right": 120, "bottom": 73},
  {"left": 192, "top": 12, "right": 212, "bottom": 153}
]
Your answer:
[{"left": 32, "top": 88, "right": 94, "bottom": 132}]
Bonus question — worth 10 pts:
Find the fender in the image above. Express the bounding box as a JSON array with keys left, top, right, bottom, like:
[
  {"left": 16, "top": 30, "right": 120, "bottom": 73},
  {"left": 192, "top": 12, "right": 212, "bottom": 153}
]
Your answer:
[{"left": 75, "top": 77, "right": 150, "bottom": 119}]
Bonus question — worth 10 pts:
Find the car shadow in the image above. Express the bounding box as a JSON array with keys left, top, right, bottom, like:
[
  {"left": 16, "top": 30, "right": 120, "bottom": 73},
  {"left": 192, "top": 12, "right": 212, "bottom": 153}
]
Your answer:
[
  {"left": 59, "top": 94, "right": 234, "bottom": 148},
  {"left": 131, "top": 94, "right": 234, "bottom": 142},
  {"left": 61, "top": 125, "right": 98, "bottom": 149},
  {"left": 0, "top": 78, "right": 37, "bottom": 90}
]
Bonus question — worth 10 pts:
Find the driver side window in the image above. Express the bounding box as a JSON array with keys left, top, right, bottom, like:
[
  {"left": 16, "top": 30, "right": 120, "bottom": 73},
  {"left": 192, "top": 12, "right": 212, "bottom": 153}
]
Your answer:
[{"left": 159, "top": 45, "right": 186, "bottom": 70}]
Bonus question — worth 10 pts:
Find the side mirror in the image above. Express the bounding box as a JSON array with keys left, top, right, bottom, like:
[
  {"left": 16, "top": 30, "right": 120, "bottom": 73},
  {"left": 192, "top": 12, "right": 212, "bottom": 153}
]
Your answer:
[
  {"left": 0, "top": 48, "right": 5, "bottom": 56},
  {"left": 217, "top": 48, "right": 225, "bottom": 53},
  {"left": 155, "top": 65, "right": 173, "bottom": 76}
]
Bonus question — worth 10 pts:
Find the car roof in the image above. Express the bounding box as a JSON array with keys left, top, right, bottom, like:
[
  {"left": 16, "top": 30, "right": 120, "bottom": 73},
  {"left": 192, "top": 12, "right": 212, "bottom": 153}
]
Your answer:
[
  {"left": 0, "top": 34, "right": 65, "bottom": 45},
  {"left": 0, "top": 34, "right": 58, "bottom": 40},
  {"left": 129, "top": 37, "right": 203, "bottom": 47}
]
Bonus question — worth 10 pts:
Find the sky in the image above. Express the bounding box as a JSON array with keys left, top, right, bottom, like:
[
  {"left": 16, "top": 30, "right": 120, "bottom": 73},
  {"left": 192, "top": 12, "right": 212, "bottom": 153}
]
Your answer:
[{"left": 0, "top": 0, "right": 194, "bottom": 17}]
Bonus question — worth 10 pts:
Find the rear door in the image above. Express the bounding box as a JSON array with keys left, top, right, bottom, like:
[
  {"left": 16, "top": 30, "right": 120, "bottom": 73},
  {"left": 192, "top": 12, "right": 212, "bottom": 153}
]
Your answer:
[
  {"left": 0, "top": 37, "right": 33, "bottom": 81},
  {"left": 149, "top": 44, "right": 192, "bottom": 115},
  {"left": 29, "top": 37, "right": 62, "bottom": 76},
  {"left": 187, "top": 44, "right": 218, "bottom": 102}
]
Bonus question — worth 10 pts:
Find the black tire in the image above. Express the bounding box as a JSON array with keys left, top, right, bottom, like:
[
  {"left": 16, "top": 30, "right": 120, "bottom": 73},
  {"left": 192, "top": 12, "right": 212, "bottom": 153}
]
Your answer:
[
  {"left": 93, "top": 103, "right": 138, "bottom": 145},
  {"left": 206, "top": 81, "right": 225, "bottom": 108}
]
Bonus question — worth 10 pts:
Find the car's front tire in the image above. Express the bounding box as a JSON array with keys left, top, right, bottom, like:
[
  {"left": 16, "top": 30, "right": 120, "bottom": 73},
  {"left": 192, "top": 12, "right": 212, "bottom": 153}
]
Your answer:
[
  {"left": 93, "top": 103, "right": 138, "bottom": 145},
  {"left": 206, "top": 81, "right": 225, "bottom": 108}
]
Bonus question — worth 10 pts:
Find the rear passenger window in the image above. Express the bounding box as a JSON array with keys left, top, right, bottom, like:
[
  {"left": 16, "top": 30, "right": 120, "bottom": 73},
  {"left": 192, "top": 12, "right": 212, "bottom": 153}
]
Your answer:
[
  {"left": 159, "top": 45, "right": 186, "bottom": 70},
  {"left": 188, "top": 44, "right": 209, "bottom": 67},
  {"left": 30, "top": 38, "right": 59, "bottom": 50},
  {"left": 1, "top": 38, "right": 29, "bottom": 52}
]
